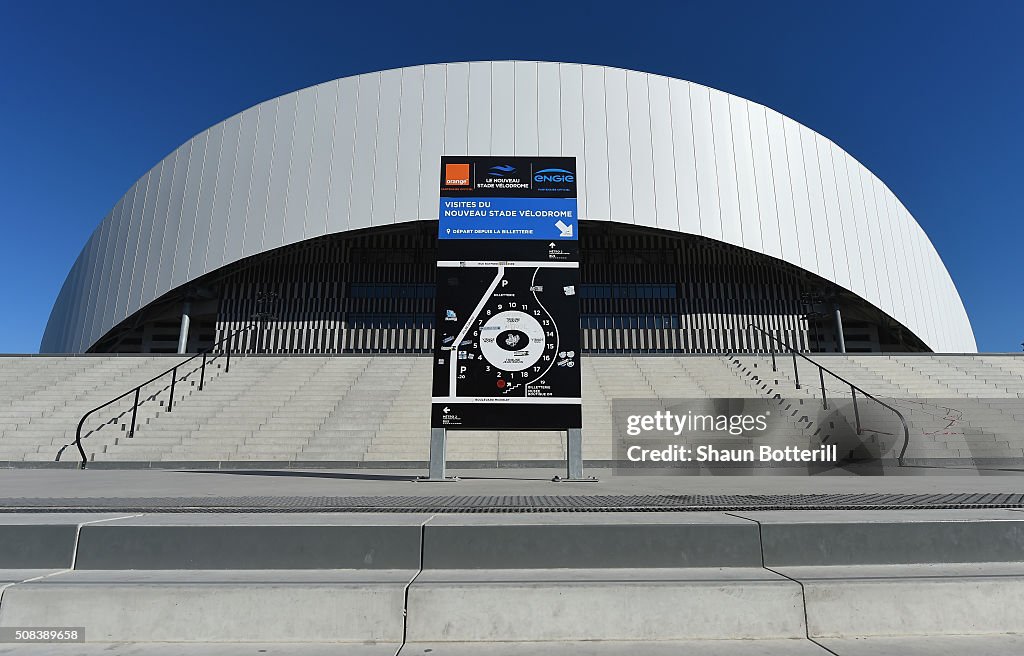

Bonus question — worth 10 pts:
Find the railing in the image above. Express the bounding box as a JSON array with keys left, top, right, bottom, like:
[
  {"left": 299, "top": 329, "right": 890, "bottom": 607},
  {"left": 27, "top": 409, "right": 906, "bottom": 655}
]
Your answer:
[
  {"left": 744, "top": 324, "right": 911, "bottom": 466},
  {"left": 56, "top": 323, "right": 258, "bottom": 469}
]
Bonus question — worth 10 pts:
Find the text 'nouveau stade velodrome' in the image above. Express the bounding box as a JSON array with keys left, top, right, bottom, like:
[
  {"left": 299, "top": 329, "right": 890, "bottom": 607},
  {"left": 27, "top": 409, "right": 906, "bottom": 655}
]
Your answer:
[{"left": 41, "top": 62, "right": 975, "bottom": 356}]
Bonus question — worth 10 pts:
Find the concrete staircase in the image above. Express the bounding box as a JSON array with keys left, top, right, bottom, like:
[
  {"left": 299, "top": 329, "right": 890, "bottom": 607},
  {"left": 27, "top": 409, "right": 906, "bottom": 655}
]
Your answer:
[
  {"left": 0, "top": 354, "right": 1022, "bottom": 465},
  {"left": 730, "top": 354, "right": 1024, "bottom": 462},
  {"left": 0, "top": 356, "right": 199, "bottom": 463},
  {"left": 2, "top": 509, "right": 1024, "bottom": 652}
]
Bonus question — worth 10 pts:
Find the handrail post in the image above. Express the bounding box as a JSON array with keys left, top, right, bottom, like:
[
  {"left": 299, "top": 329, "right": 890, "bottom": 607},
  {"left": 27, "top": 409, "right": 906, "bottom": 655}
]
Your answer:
[
  {"left": 168, "top": 367, "right": 177, "bottom": 413},
  {"left": 792, "top": 350, "right": 801, "bottom": 389},
  {"left": 897, "top": 416, "right": 910, "bottom": 468},
  {"left": 74, "top": 416, "right": 87, "bottom": 469},
  {"left": 226, "top": 339, "right": 232, "bottom": 374},
  {"left": 129, "top": 388, "right": 140, "bottom": 438},
  {"left": 819, "top": 367, "right": 827, "bottom": 410},
  {"left": 200, "top": 353, "right": 207, "bottom": 391},
  {"left": 770, "top": 341, "right": 776, "bottom": 372},
  {"left": 851, "top": 386, "right": 861, "bottom": 434}
]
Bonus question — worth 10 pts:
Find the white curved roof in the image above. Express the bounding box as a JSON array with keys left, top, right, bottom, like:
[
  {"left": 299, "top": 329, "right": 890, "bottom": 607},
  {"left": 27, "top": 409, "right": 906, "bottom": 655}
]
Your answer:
[{"left": 41, "top": 61, "right": 976, "bottom": 353}]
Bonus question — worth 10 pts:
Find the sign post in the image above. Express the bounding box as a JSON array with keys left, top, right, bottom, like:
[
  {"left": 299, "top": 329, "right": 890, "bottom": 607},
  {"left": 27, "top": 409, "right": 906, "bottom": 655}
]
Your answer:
[{"left": 428, "top": 156, "right": 589, "bottom": 481}]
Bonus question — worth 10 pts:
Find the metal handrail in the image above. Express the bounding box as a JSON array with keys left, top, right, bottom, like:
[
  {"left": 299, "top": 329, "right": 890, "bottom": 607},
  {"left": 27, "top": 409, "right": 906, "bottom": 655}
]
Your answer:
[
  {"left": 56, "top": 323, "right": 258, "bottom": 468},
  {"left": 745, "top": 324, "right": 911, "bottom": 466}
]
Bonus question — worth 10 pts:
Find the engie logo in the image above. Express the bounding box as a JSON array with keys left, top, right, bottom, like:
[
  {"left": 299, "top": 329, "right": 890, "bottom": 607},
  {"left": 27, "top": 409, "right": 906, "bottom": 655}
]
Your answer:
[
  {"left": 534, "top": 168, "right": 574, "bottom": 183},
  {"left": 445, "top": 163, "right": 471, "bottom": 186}
]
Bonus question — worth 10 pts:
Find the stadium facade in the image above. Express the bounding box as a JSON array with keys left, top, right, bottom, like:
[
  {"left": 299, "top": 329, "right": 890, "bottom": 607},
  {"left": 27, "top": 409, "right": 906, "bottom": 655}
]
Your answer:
[{"left": 41, "top": 62, "right": 976, "bottom": 355}]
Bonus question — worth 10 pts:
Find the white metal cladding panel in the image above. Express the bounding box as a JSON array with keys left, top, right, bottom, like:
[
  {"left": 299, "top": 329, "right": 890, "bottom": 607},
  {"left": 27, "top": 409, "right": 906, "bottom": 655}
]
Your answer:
[
  {"left": 41, "top": 62, "right": 975, "bottom": 353},
  {"left": 242, "top": 98, "right": 279, "bottom": 257},
  {"left": 203, "top": 115, "right": 239, "bottom": 275},
  {"left": 730, "top": 97, "right": 763, "bottom": 253},
  {"left": 467, "top": 62, "right": 491, "bottom": 155},
  {"left": 133, "top": 157, "right": 165, "bottom": 314},
  {"left": 626, "top": 71, "right": 656, "bottom": 229},
  {"left": 886, "top": 189, "right": 918, "bottom": 341},
  {"left": 96, "top": 195, "right": 132, "bottom": 343},
  {"left": 831, "top": 144, "right": 862, "bottom": 294},
  {"left": 307, "top": 81, "right": 339, "bottom": 236},
  {"left": 490, "top": 62, "right": 515, "bottom": 156},
  {"left": 326, "top": 76, "right": 359, "bottom": 234},
  {"left": 802, "top": 128, "right": 833, "bottom": 283},
  {"left": 514, "top": 61, "right": 538, "bottom": 156},
  {"left": 69, "top": 231, "right": 101, "bottom": 352},
  {"left": 605, "top": 68, "right": 633, "bottom": 222},
  {"left": 709, "top": 89, "right": 742, "bottom": 246},
  {"left": 417, "top": 65, "right": 445, "bottom": 220},
  {"left": 263, "top": 91, "right": 299, "bottom": 249},
  {"left": 444, "top": 63, "right": 470, "bottom": 157},
  {"left": 911, "top": 207, "right": 941, "bottom": 349},
  {"left": 156, "top": 141, "right": 191, "bottom": 298},
  {"left": 538, "top": 63, "right": 561, "bottom": 154},
  {"left": 867, "top": 175, "right": 899, "bottom": 321},
  {"left": 113, "top": 174, "right": 148, "bottom": 328},
  {"left": 896, "top": 194, "right": 932, "bottom": 347},
  {"left": 689, "top": 83, "right": 721, "bottom": 241},
  {"left": 908, "top": 211, "right": 940, "bottom": 348},
  {"left": 765, "top": 108, "right": 799, "bottom": 267},
  {"left": 221, "top": 107, "right": 259, "bottom": 267},
  {"left": 129, "top": 160, "right": 164, "bottom": 319},
  {"left": 558, "top": 63, "right": 586, "bottom": 219},
  {"left": 648, "top": 75, "right": 679, "bottom": 233},
  {"left": 668, "top": 79, "right": 700, "bottom": 236},
  {"left": 96, "top": 201, "right": 129, "bottom": 347},
  {"left": 282, "top": 86, "right": 317, "bottom": 245},
  {"left": 785, "top": 121, "right": 818, "bottom": 276},
  {"left": 395, "top": 69, "right": 424, "bottom": 222},
  {"left": 875, "top": 184, "right": 905, "bottom": 327},
  {"left": 81, "top": 211, "right": 112, "bottom": 352},
  {"left": 70, "top": 247, "right": 93, "bottom": 351},
  {"left": 171, "top": 132, "right": 207, "bottom": 289},
  {"left": 53, "top": 257, "right": 80, "bottom": 351},
  {"left": 844, "top": 152, "right": 879, "bottom": 305},
  {"left": 372, "top": 69, "right": 403, "bottom": 227},
  {"left": 580, "top": 65, "right": 610, "bottom": 221},
  {"left": 747, "top": 104, "right": 781, "bottom": 260},
  {"left": 92, "top": 197, "right": 127, "bottom": 351},
  {"left": 349, "top": 74, "right": 380, "bottom": 231},
  {"left": 815, "top": 133, "right": 850, "bottom": 290}
]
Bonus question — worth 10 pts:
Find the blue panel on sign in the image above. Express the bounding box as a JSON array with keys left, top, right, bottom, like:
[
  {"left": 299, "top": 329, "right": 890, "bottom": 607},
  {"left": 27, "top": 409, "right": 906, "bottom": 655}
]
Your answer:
[{"left": 439, "top": 197, "right": 578, "bottom": 240}]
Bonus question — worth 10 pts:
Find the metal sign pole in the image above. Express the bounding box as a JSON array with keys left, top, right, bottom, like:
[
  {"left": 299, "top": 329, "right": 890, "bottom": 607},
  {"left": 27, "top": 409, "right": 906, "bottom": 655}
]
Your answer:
[
  {"left": 554, "top": 427, "right": 597, "bottom": 482},
  {"left": 427, "top": 427, "right": 448, "bottom": 481},
  {"left": 567, "top": 427, "right": 583, "bottom": 479}
]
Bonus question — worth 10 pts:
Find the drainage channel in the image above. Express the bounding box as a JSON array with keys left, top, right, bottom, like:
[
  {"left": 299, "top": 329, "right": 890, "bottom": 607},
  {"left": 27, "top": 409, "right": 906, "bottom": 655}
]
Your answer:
[{"left": 1, "top": 492, "right": 1023, "bottom": 513}]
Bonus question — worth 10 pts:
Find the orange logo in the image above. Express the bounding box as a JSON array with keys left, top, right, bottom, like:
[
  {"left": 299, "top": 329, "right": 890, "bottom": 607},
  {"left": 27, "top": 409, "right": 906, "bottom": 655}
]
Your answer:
[{"left": 445, "top": 163, "right": 471, "bottom": 187}]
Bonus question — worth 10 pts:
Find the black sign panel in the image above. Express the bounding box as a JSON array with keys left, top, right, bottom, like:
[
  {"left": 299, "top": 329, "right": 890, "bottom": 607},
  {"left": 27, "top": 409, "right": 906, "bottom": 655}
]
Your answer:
[{"left": 431, "top": 156, "right": 582, "bottom": 430}]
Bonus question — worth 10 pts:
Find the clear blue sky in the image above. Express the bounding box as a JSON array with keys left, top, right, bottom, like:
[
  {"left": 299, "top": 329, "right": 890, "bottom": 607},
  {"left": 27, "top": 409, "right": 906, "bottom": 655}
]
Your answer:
[{"left": 1, "top": 1, "right": 1021, "bottom": 353}]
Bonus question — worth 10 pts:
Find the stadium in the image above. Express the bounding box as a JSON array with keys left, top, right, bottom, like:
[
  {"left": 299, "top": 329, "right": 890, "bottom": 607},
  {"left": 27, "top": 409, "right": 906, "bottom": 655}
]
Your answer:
[
  {"left": 40, "top": 61, "right": 975, "bottom": 357},
  {"left": 11, "top": 60, "right": 1019, "bottom": 472}
]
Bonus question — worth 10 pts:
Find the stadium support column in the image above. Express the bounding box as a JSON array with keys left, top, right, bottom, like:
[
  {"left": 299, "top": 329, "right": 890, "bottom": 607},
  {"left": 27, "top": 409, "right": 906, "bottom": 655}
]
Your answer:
[
  {"left": 834, "top": 303, "right": 846, "bottom": 354},
  {"left": 177, "top": 302, "right": 191, "bottom": 354}
]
